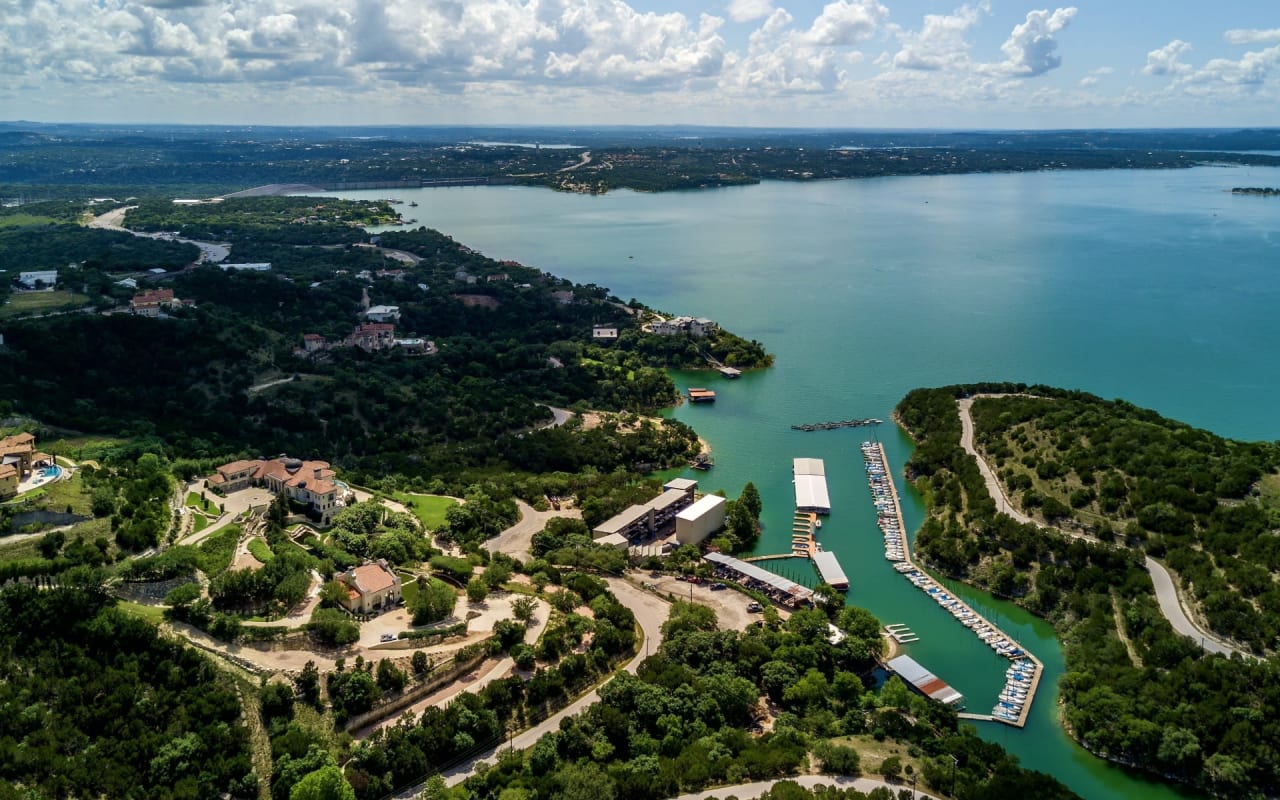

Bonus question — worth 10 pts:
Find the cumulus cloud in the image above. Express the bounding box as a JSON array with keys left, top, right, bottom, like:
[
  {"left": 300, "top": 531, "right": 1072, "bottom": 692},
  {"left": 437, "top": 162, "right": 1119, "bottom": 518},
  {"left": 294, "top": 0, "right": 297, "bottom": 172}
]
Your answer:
[
  {"left": 1143, "top": 40, "right": 1192, "bottom": 76},
  {"left": 1185, "top": 45, "right": 1280, "bottom": 86},
  {"left": 1224, "top": 28, "right": 1280, "bottom": 45},
  {"left": 890, "top": 3, "right": 987, "bottom": 71},
  {"left": 726, "top": 0, "right": 774, "bottom": 24},
  {"left": 996, "top": 7, "right": 1077, "bottom": 77},
  {"left": 804, "top": 0, "right": 889, "bottom": 47}
]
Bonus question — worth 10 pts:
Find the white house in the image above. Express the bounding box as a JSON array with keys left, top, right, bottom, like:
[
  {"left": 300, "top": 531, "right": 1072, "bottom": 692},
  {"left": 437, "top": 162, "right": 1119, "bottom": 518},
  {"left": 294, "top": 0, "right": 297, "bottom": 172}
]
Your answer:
[
  {"left": 592, "top": 325, "right": 618, "bottom": 340},
  {"left": 17, "top": 270, "right": 57, "bottom": 290},
  {"left": 364, "top": 305, "right": 402, "bottom": 323}
]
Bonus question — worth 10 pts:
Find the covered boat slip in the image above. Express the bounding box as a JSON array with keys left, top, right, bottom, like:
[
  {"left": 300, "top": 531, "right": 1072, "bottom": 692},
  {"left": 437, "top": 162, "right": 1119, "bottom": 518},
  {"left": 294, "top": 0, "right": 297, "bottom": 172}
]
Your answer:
[
  {"left": 811, "top": 549, "right": 849, "bottom": 590},
  {"left": 793, "top": 457, "right": 831, "bottom": 514},
  {"left": 704, "top": 552, "right": 815, "bottom": 605},
  {"left": 886, "top": 654, "right": 965, "bottom": 708}
]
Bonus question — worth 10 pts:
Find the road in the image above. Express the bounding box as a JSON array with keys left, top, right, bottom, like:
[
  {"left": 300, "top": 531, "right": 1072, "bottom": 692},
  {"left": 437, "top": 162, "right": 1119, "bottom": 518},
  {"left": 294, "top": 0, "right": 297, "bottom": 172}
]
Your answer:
[
  {"left": 483, "top": 498, "right": 581, "bottom": 564},
  {"left": 957, "top": 395, "right": 1247, "bottom": 658},
  {"left": 557, "top": 151, "right": 592, "bottom": 172},
  {"left": 87, "top": 206, "right": 230, "bottom": 263},
  {"left": 391, "top": 576, "right": 668, "bottom": 795},
  {"left": 671, "top": 775, "right": 941, "bottom": 800}
]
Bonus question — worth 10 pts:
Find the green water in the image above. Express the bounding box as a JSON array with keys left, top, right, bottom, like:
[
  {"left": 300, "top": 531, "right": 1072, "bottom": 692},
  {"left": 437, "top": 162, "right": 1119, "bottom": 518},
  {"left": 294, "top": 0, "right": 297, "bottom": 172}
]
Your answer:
[{"left": 335, "top": 165, "right": 1280, "bottom": 798}]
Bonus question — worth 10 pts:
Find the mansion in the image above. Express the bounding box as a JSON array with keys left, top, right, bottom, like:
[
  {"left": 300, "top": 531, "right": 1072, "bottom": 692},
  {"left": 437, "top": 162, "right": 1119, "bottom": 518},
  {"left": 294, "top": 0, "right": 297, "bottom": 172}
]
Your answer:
[{"left": 209, "top": 456, "right": 351, "bottom": 524}]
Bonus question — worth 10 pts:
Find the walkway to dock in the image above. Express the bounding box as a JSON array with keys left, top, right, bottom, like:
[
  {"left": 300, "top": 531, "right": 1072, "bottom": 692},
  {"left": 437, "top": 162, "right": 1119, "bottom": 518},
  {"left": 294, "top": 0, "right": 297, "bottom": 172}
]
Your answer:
[
  {"left": 957, "top": 713, "right": 996, "bottom": 723},
  {"left": 862, "top": 441, "right": 1044, "bottom": 729}
]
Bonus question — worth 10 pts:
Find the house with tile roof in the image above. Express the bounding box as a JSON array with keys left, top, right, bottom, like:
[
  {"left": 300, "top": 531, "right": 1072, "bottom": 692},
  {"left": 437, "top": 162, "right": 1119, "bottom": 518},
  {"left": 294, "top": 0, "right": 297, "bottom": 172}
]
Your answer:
[
  {"left": 338, "top": 559, "right": 402, "bottom": 613},
  {"left": 208, "top": 456, "right": 348, "bottom": 524}
]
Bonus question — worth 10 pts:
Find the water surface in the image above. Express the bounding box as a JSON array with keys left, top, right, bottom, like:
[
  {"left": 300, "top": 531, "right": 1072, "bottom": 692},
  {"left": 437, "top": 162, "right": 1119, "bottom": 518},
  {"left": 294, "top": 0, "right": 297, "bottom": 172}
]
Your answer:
[{"left": 332, "top": 165, "right": 1280, "bottom": 799}]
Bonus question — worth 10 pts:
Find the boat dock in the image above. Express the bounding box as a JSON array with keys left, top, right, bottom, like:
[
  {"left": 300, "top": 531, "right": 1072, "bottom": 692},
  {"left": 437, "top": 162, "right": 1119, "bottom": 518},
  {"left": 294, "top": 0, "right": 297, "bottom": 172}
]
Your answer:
[
  {"left": 862, "top": 441, "right": 1043, "bottom": 729},
  {"left": 791, "top": 417, "right": 882, "bottom": 432},
  {"left": 886, "top": 654, "right": 964, "bottom": 708},
  {"left": 812, "top": 549, "right": 849, "bottom": 591},
  {"left": 794, "top": 457, "right": 831, "bottom": 514},
  {"left": 884, "top": 623, "right": 919, "bottom": 643},
  {"left": 688, "top": 387, "right": 716, "bottom": 403}
]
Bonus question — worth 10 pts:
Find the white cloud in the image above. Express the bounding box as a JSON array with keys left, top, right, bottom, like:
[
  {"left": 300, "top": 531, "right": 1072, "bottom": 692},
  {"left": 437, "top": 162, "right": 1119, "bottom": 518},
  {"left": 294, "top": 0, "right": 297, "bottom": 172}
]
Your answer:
[
  {"left": 996, "top": 7, "right": 1077, "bottom": 77},
  {"left": 726, "top": 0, "right": 773, "bottom": 24},
  {"left": 890, "top": 3, "right": 987, "bottom": 72},
  {"left": 1078, "top": 65, "right": 1111, "bottom": 87},
  {"left": 1224, "top": 28, "right": 1280, "bottom": 45},
  {"left": 1143, "top": 39, "right": 1192, "bottom": 76},
  {"left": 1185, "top": 44, "right": 1280, "bottom": 86},
  {"left": 804, "top": 0, "right": 889, "bottom": 47}
]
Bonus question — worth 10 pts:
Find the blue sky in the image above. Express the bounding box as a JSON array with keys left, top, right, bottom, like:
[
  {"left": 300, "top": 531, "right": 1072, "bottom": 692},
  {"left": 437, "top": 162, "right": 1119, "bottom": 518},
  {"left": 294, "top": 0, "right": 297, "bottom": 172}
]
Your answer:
[{"left": 2, "top": 0, "right": 1278, "bottom": 128}]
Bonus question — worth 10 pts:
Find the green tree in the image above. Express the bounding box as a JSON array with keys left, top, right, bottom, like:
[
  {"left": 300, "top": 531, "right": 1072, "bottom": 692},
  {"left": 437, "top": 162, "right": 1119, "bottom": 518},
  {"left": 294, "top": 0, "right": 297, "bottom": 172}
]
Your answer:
[
  {"left": 466, "top": 577, "right": 490, "bottom": 603},
  {"left": 512, "top": 595, "right": 538, "bottom": 625},
  {"left": 289, "top": 765, "right": 355, "bottom": 800}
]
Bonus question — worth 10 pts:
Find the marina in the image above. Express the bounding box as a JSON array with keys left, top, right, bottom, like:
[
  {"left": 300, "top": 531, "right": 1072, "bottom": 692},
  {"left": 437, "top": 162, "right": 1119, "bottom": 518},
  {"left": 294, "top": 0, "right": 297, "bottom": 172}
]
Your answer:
[
  {"left": 863, "top": 440, "right": 1044, "bottom": 728},
  {"left": 687, "top": 387, "right": 717, "bottom": 403}
]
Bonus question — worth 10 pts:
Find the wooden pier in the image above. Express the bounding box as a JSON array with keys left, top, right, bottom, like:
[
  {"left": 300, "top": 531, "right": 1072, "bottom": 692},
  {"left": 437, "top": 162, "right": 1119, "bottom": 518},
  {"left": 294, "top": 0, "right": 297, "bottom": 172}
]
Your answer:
[{"left": 863, "top": 441, "right": 1043, "bottom": 729}]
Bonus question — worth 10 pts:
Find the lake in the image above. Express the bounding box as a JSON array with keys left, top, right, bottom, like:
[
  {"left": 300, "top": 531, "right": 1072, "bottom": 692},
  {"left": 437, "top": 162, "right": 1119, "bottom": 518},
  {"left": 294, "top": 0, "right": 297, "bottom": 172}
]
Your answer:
[{"left": 330, "top": 163, "right": 1280, "bottom": 799}]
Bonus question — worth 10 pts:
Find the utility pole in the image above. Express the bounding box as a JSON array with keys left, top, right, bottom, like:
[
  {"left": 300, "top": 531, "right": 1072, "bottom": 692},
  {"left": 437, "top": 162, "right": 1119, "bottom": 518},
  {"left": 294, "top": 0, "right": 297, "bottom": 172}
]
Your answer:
[{"left": 950, "top": 754, "right": 959, "bottom": 798}]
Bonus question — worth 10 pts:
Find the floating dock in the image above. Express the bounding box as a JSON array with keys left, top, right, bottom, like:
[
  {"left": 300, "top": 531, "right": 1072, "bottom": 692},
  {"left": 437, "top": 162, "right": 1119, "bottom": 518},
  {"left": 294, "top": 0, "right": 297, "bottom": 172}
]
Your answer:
[
  {"left": 863, "top": 441, "right": 1043, "bottom": 729},
  {"left": 688, "top": 387, "right": 716, "bottom": 403},
  {"left": 793, "top": 457, "right": 831, "bottom": 514},
  {"left": 791, "top": 417, "right": 882, "bottom": 432},
  {"left": 718, "top": 366, "right": 742, "bottom": 379},
  {"left": 886, "top": 655, "right": 964, "bottom": 708}
]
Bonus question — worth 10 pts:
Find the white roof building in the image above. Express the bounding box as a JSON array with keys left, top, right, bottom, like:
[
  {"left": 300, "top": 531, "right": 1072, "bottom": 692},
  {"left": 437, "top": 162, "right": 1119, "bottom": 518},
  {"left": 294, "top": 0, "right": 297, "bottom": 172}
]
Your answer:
[
  {"left": 17, "top": 270, "right": 57, "bottom": 289},
  {"left": 365, "top": 305, "right": 402, "bottom": 323}
]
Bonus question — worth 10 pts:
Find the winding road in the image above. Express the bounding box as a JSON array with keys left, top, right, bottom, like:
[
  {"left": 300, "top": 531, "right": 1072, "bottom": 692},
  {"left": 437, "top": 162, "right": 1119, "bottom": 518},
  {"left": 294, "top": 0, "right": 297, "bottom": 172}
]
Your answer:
[
  {"left": 392, "top": 576, "right": 669, "bottom": 795},
  {"left": 483, "top": 498, "right": 581, "bottom": 564},
  {"left": 957, "top": 395, "right": 1245, "bottom": 658}
]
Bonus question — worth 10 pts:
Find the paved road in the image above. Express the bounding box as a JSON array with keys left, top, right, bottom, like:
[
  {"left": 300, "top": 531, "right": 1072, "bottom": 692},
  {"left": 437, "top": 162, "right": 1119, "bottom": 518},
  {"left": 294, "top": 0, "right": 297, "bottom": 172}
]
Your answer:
[
  {"left": 672, "top": 775, "right": 941, "bottom": 800},
  {"left": 483, "top": 498, "right": 581, "bottom": 564},
  {"left": 390, "top": 576, "right": 667, "bottom": 795},
  {"left": 957, "top": 395, "right": 1247, "bottom": 659}
]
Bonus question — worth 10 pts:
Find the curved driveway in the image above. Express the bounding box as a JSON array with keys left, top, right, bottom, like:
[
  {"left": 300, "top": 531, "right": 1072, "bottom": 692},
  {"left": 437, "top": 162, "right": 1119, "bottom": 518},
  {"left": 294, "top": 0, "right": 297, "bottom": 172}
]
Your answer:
[
  {"left": 390, "top": 576, "right": 668, "bottom": 796},
  {"left": 958, "top": 395, "right": 1245, "bottom": 658}
]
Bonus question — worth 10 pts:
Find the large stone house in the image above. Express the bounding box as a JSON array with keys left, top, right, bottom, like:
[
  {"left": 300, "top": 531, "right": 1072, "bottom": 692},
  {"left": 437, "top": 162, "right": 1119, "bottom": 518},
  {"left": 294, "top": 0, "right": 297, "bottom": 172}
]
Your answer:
[
  {"left": 338, "top": 560, "right": 402, "bottom": 613},
  {"left": 209, "top": 456, "right": 347, "bottom": 524}
]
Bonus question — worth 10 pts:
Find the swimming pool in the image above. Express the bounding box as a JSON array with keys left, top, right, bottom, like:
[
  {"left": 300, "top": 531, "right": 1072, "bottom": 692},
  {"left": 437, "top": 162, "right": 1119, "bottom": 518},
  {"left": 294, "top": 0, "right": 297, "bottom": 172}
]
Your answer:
[{"left": 39, "top": 465, "right": 62, "bottom": 479}]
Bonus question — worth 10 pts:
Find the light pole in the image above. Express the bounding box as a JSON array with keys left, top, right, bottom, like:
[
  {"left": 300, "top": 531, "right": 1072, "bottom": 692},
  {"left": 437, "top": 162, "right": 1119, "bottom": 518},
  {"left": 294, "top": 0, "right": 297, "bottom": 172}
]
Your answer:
[{"left": 949, "top": 754, "right": 959, "bottom": 798}]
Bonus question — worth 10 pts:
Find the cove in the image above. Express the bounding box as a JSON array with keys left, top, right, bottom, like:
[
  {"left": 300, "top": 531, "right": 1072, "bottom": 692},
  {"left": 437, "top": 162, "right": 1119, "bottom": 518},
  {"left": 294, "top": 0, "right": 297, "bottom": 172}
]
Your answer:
[{"left": 334, "top": 163, "right": 1280, "bottom": 798}]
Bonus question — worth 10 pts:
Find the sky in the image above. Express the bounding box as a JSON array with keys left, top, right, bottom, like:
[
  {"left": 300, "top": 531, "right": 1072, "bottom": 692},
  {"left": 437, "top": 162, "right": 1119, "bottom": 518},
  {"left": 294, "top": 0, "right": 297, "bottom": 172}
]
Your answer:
[{"left": 2, "top": 0, "right": 1278, "bottom": 129}]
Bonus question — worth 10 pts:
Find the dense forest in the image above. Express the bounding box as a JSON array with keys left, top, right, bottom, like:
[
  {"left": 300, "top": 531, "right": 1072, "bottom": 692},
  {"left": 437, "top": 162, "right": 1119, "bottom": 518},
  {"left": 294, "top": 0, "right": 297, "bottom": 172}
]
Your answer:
[
  {"left": 0, "top": 197, "right": 764, "bottom": 481},
  {"left": 385, "top": 599, "right": 1078, "bottom": 800},
  {"left": 4, "top": 125, "right": 1280, "bottom": 197},
  {"left": 896, "top": 384, "right": 1280, "bottom": 796},
  {"left": 0, "top": 583, "right": 257, "bottom": 798}
]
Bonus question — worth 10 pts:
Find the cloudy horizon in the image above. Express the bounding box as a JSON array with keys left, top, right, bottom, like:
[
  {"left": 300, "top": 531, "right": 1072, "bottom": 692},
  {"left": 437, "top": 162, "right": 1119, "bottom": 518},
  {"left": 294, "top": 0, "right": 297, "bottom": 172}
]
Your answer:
[{"left": 2, "top": 1, "right": 1278, "bottom": 129}]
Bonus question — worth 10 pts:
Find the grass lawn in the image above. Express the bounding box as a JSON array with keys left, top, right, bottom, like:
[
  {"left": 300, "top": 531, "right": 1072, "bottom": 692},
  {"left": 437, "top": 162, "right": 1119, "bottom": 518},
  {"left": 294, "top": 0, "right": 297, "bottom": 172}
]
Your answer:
[
  {"left": 185, "top": 491, "right": 215, "bottom": 512},
  {"left": 37, "top": 472, "right": 93, "bottom": 516},
  {"left": 0, "top": 290, "right": 91, "bottom": 320},
  {"left": 192, "top": 514, "right": 209, "bottom": 534},
  {"left": 828, "top": 734, "right": 927, "bottom": 781},
  {"left": 400, "top": 578, "right": 420, "bottom": 605},
  {"left": 0, "top": 535, "right": 41, "bottom": 563},
  {"left": 1259, "top": 473, "right": 1280, "bottom": 510},
  {"left": 0, "top": 213, "right": 59, "bottom": 228},
  {"left": 116, "top": 600, "right": 166, "bottom": 625},
  {"left": 247, "top": 537, "right": 274, "bottom": 563},
  {"left": 392, "top": 493, "right": 458, "bottom": 530},
  {"left": 38, "top": 434, "right": 131, "bottom": 463}
]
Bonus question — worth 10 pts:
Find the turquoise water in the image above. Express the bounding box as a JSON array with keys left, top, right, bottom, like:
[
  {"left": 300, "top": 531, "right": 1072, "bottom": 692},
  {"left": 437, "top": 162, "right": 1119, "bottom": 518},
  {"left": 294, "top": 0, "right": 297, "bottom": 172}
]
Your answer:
[{"left": 333, "top": 165, "right": 1280, "bottom": 798}]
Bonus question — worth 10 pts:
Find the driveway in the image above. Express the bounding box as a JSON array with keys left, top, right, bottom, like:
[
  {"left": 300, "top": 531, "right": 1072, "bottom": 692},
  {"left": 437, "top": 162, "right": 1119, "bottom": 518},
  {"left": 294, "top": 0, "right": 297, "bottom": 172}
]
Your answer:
[
  {"left": 178, "top": 482, "right": 274, "bottom": 545},
  {"left": 484, "top": 499, "right": 581, "bottom": 564}
]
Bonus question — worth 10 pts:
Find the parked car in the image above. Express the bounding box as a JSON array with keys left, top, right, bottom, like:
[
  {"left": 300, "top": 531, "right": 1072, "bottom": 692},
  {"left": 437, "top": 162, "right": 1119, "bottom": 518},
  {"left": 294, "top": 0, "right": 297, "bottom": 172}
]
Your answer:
[
  {"left": 746, "top": 602, "right": 763, "bottom": 613},
  {"left": 685, "top": 575, "right": 703, "bottom": 584},
  {"left": 710, "top": 582, "right": 727, "bottom": 591},
  {"left": 380, "top": 633, "right": 396, "bottom": 642}
]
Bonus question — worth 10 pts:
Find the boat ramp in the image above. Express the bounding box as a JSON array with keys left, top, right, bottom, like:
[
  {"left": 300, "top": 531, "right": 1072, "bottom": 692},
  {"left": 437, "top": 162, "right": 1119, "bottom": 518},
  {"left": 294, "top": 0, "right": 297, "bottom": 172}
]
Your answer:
[{"left": 862, "top": 440, "right": 1044, "bottom": 729}]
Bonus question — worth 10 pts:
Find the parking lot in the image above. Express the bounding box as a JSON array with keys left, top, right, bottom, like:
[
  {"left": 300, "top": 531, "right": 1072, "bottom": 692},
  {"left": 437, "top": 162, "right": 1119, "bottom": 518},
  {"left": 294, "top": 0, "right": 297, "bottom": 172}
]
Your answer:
[{"left": 642, "top": 572, "right": 788, "bottom": 631}]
